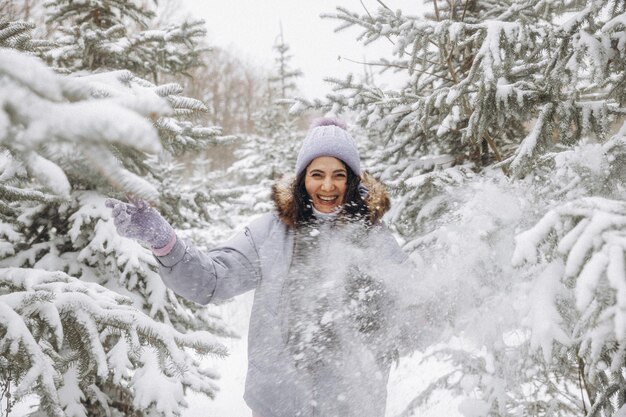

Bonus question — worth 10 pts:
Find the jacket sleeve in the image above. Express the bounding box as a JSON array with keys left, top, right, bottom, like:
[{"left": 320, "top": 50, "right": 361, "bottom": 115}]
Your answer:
[{"left": 154, "top": 214, "right": 275, "bottom": 305}]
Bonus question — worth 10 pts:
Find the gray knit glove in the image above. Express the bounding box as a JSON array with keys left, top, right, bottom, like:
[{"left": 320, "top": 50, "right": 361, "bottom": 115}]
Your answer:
[{"left": 105, "top": 199, "right": 175, "bottom": 250}]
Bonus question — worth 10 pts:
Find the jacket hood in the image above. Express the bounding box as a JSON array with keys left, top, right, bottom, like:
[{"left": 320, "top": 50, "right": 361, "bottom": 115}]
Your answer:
[{"left": 271, "top": 172, "right": 390, "bottom": 228}]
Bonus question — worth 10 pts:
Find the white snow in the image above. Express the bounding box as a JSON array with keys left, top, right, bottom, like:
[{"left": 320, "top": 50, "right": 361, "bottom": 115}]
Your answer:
[
  {"left": 525, "top": 261, "right": 572, "bottom": 362},
  {"left": 458, "top": 398, "right": 490, "bottom": 417},
  {"left": 607, "top": 245, "right": 626, "bottom": 338},
  {"left": 132, "top": 348, "right": 185, "bottom": 415},
  {"left": 0, "top": 48, "right": 64, "bottom": 101},
  {"left": 25, "top": 151, "right": 71, "bottom": 198},
  {"left": 184, "top": 291, "right": 464, "bottom": 417},
  {"left": 58, "top": 366, "right": 87, "bottom": 417},
  {"left": 21, "top": 99, "right": 163, "bottom": 153},
  {"left": 3, "top": 3, "right": 626, "bottom": 414},
  {"left": 107, "top": 336, "right": 133, "bottom": 385},
  {"left": 575, "top": 251, "right": 609, "bottom": 310},
  {"left": 184, "top": 292, "right": 254, "bottom": 417}
]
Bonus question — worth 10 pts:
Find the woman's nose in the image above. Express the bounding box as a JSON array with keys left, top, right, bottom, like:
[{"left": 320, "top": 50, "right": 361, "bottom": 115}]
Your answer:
[{"left": 321, "top": 177, "right": 334, "bottom": 191}]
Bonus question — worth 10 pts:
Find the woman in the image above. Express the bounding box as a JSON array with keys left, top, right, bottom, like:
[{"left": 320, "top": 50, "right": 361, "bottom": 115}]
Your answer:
[{"left": 107, "top": 118, "right": 414, "bottom": 417}]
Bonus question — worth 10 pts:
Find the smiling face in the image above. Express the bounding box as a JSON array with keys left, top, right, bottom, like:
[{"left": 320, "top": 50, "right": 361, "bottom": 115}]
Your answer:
[{"left": 304, "top": 156, "right": 348, "bottom": 213}]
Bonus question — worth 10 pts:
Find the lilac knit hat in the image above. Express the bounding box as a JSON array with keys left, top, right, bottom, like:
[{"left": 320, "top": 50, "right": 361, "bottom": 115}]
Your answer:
[{"left": 295, "top": 118, "right": 361, "bottom": 176}]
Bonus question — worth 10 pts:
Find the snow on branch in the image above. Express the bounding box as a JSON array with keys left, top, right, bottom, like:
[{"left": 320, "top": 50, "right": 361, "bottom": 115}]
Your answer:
[
  {"left": 0, "top": 183, "right": 58, "bottom": 204},
  {"left": 1, "top": 50, "right": 166, "bottom": 153},
  {"left": 509, "top": 103, "right": 555, "bottom": 177},
  {"left": 524, "top": 261, "right": 572, "bottom": 363},
  {"left": 0, "top": 21, "right": 52, "bottom": 52},
  {"left": 0, "top": 48, "right": 64, "bottom": 101},
  {"left": 513, "top": 197, "right": 626, "bottom": 365},
  {"left": 0, "top": 267, "right": 226, "bottom": 414}
]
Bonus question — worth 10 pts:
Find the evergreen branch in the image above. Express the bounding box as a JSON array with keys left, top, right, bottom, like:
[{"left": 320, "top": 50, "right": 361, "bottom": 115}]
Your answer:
[
  {"left": 585, "top": 382, "right": 621, "bottom": 417},
  {"left": 0, "top": 301, "right": 64, "bottom": 416},
  {"left": 398, "top": 370, "right": 461, "bottom": 417},
  {"left": 166, "top": 95, "right": 208, "bottom": 112},
  {"left": 460, "top": 0, "right": 470, "bottom": 22},
  {"left": 0, "top": 200, "right": 16, "bottom": 218},
  {"left": 579, "top": 356, "right": 590, "bottom": 414},
  {"left": 359, "top": 0, "right": 374, "bottom": 19},
  {"left": 0, "top": 366, "right": 12, "bottom": 417},
  {"left": 153, "top": 83, "right": 184, "bottom": 97},
  {"left": 607, "top": 107, "right": 626, "bottom": 115},
  {"left": 496, "top": 0, "right": 539, "bottom": 21},
  {"left": 359, "top": 0, "right": 398, "bottom": 50},
  {"left": 483, "top": 132, "right": 509, "bottom": 175},
  {"left": 375, "top": 0, "right": 392, "bottom": 11},
  {"left": 510, "top": 59, "right": 550, "bottom": 77},
  {"left": 509, "top": 102, "right": 556, "bottom": 177},
  {"left": 0, "top": 184, "right": 58, "bottom": 204},
  {"left": 444, "top": 44, "right": 460, "bottom": 84},
  {"left": 0, "top": 20, "right": 35, "bottom": 50},
  {"left": 339, "top": 56, "right": 453, "bottom": 82},
  {"left": 433, "top": 0, "right": 441, "bottom": 21},
  {"left": 81, "top": 145, "right": 160, "bottom": 203}
]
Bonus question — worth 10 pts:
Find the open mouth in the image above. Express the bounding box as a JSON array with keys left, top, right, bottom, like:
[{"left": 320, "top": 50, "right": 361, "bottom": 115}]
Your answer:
[{"left": 317, "top": 195, "right": 339, "bottom": 204}]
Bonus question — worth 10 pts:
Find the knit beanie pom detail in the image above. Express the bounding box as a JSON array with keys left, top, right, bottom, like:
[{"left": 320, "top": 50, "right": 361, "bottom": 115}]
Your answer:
[{"left": 310, "top": 117, "right": 347, "bottom": 130}]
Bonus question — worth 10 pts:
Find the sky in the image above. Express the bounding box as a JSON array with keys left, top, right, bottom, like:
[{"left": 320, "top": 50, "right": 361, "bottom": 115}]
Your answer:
[{"left": 178, "top": 0, "right": 424, "bottom": 100}]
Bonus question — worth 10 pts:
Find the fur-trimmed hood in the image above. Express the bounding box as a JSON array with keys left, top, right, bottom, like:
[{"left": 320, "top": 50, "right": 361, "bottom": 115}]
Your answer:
[{"left": 271, "top": 172, "right": 390, "bottom": 228}]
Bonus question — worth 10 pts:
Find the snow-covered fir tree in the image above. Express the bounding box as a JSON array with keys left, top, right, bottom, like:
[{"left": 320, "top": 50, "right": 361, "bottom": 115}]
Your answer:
[
  {"left": 0, "top": 19, "right": 51, "bottom": 53},
  {"left": 302, "top": 0, "right": 626, "bottom": 175},
  {"left": 225, "top": 28, "right": 305, "bottom": 216},
  {"left": 269, "top": 24, "right": 303, "bottom": 100},
  {"left": 255, "top": 24, "right": 304, "bottom": 165},
  {"left": 297, "top": 1, "right": 626, "bottom": 416},
  {"left": 42, "top": 0, "right": 206, "bottom": 84},
  {"left": 0, "top": 12, "right": 234, "bottom": 417},
  {"left": 0, "top": 46, "right": 229, "bottom": 417}
]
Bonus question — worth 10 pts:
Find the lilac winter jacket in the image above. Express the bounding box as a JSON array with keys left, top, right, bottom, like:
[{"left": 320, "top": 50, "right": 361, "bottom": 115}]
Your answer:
[{"left": 155, "top": 175, "right": 414, "bottom": 417}]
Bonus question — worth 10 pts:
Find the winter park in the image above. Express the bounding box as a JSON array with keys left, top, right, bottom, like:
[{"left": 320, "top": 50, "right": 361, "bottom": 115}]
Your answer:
[{"left": 1, "top": 0, "right": 626, "bottom": 416}]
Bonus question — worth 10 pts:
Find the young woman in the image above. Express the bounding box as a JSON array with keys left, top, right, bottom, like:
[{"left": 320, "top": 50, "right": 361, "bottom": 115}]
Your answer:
[{"left": 107, "top": 118, "right": 414, "bottom": 417}]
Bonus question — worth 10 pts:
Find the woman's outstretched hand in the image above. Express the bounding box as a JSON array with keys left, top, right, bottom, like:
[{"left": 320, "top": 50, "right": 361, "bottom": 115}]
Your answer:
[{"left": 105, "top": 199, "right": 175, "bottom": 251}]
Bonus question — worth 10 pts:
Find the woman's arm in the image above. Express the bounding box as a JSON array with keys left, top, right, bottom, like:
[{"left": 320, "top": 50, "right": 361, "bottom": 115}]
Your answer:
[
  {"left": 107, "top": 199, "right": 274, "bottom": 305},
  {"left": 154, "top": 215, "right": 273, "bottom": 304}
]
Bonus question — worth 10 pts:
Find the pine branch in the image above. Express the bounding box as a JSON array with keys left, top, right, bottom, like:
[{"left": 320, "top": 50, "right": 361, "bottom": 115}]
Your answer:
[
  {"left": 0, "top": 201, "right": 16, "bottom": 218},
  {"left": 586, "top": 382, "right": 621, "bottom": 417},
  {"left": 0, "top": 184, "right": 58, "bottom": 204},
  {"left": 579, "top": 355, "right": 591, "bottom": 413},
  {"left": 339, "top": 56, "right": 453, "bottom": 81},
  {"left": 398, "top": 370, "right": 461, "bottom": 417},
  {"left": 509, "top": 102, "right": 556, "bottom": 177}
]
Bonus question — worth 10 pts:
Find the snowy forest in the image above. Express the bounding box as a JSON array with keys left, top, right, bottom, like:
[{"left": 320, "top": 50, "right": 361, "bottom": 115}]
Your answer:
[{"left": 1, "top": 0, "right": 626, "bottom": 416}]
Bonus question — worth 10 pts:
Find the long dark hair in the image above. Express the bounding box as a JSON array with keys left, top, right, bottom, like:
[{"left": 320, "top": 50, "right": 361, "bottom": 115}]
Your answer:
[{"left": 292, "top": 161, "right": 368, "bottom": 225}]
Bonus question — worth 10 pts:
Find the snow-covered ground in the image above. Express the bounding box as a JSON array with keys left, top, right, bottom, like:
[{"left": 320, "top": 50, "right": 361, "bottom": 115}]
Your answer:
[
  {"left": 184, "top": 292, "right": 255, "bottom": 417},
  {"left": 183, "top": 292, "right": 461, "bottom": 417},
  {"left": 7, "top": 290, "right": 460, "bottom": 417}
]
